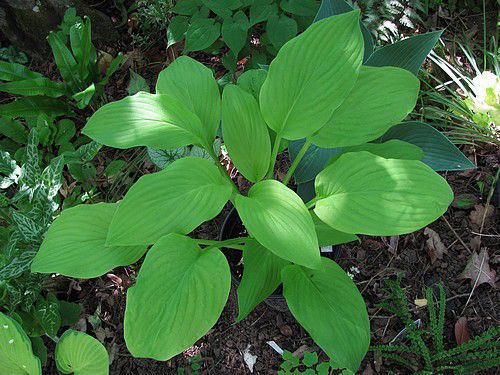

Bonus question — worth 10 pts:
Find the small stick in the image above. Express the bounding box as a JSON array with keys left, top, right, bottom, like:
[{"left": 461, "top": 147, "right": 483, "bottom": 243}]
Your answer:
[{"left": 441, "top": 216, "right": 472, "bottom": 254}]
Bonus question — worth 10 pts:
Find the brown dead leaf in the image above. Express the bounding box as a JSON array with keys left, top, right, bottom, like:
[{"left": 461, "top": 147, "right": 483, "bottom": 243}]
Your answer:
[
  {"left": 424, "top": 227, "right": 447, "bottom": 264},
  {"left": 469, "top": 204, "right": 495, "bottom": 231},
  {"left": 460, "top": 249, "right": 497, "bottom": 287},
  {"left": 469, "top": 236, "right": 481, "bottom": 252},
  {"left": 455, "top": 317, "right": 470, "bottom": 345}
]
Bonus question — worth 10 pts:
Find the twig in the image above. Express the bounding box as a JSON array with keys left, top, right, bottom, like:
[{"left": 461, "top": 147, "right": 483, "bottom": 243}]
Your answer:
[
  {"left": 441, "top": 216, "right": 472, "bottom": 254},
  {"left": 461, "top": 252, "right": 486, "bottom": 315}
]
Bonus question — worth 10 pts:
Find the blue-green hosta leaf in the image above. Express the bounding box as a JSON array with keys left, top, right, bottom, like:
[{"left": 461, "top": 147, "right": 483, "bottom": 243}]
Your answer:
[
  {"left": 311, "top": 212, "right": 359, "bottom": 247},
  {"left": 235, "top": 180, "right": 320, "bottom": 268},
  {"left": 365, "top": 30, "right": 443, "bottom": 75},
  {"left": 282, "top": 258, "right": 370, "bottom": 372},
  {"left": 314, "top": 151, "right": 454, "bottom": 235},
  {"left": 156, "top": 56, "right": 220, "bottom": 143},
  {"left": 377, "top": 121, "right": 475, "bottom": 171},
  {"left": 313, "top": 0, "right": 374, "bottom": 62},
  {"left": 326, "top": 140, "right": 424, "bottom": 166},
  {"left": 184, "top": 18, "right": 221, "bottom": 52},
  {"left": 55, "top": 330, "right": 109, "bottom": 375},
  {"left": 82, "top": 92, "right": 208, "bottom": 150},
  {"left": 0, "top": 312, "right": 41, "bottom": 375},
  {"left": 0, "top": 61, "right": 43, "bottom": 81},
  {"left": 107, "top": 157, "right": 232, "bottom": 246},
  {"left": 260, "top": 11, "right": 363, "bottom": 140},
  {"left": 266, "top": 14, "right": 298, "bottom": 51},
  {"left": 289, "top": 139, "right": 341, "bottom": 184},
  {"left": 222, "top": 11, "right": 250, "bottom": 57},
  {"left": 124, "top": 234, "right": 230, "bottom": 360},
  {"left": 311, "top": 66, "right": 419, "bottom": 148},
  {"left": 31, "top": 203, "right": 147, "bottom": 278},
  {"left": 0, "top": 78, "right": 67, "bottom": 98},
  {"left": 236, "top": 69, "right": 267, "bottom": 101},
  {"left": 236, "top": 239, "right": 290, "bottom": 322},
  {"left": 0, "top": 97, "right": 70, "bottom": 119},
  {"left": 222, "top": 84, "right": 271, "bottom": 182}
]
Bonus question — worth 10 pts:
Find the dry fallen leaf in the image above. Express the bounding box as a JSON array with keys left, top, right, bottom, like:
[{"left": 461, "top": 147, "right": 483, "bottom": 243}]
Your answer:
[
  {"left": 424, "top": 227, "right": 447, "bottom": 264},
  {"left": 414, "top": 298, "right": 428, "bottom": 307},
  {"left": 460, "top": 249, "right": 497, "bottom": 287},
  {"left": 455, "top": 317, "right": 470, "bottom": 345},
  {"left": 241, "top": 344, "right": 257, "bottom": 373},
  {"left": 469, "top": 204, "right": 495, "bottom": 231}
]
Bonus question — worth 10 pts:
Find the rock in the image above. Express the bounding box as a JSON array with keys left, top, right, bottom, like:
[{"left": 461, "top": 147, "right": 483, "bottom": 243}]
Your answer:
[{"left": 0, "top": 0, "right": 120, "bottom": 59}]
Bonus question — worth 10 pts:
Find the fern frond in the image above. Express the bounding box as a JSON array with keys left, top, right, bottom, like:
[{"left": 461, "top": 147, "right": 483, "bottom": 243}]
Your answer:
[
  {"left": 370, "top": 344, "right": 413, "bottom": 353},
  {"left": 453, "top": 355, "right": 500, "bottom": 375},
  {"left": 436, "top": 283, "right": 446, "bottom": 352},
  {"left": 379, "top": 352, "right": 416, "bottom": 370}
]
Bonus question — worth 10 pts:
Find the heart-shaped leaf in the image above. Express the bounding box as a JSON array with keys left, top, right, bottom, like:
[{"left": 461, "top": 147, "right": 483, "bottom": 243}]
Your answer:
[
  {"left": 282, "top": 258, "right": 370, "bottom": 372},
  {"left": 55, "top": 330, "right": 109, "bottom": 375},
  {"left": 107, "top": 157, "right": 232, "bottom": 246},
  {"left": 314, "top": 151, "right": 453, "bottom": 235},
  {"left": 260, "top": 11, "right": 363, "bottom": 140},
  {"left": 32, "top": 203, "right": 147, "bottom": 278},
  {"left": 124, "top": 234, "right": 230, "bottom": 360}
]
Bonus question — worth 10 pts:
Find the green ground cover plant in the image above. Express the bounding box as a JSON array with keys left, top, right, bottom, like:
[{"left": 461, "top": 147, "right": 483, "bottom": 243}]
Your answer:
[
  {"left": 371, "top": 276, "right": 500, "bottom": 374},
  {"left": 29, "top": 7, "right": 472, "bottom": 371},
  {"left": 0, "top": 311, "right": 109, "bottom": 375}
]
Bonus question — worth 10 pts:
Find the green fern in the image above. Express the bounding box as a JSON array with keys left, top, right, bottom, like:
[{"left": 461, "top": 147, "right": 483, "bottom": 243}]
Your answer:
[{"left": 371, "top": 277, "right": 500, "bottom": 374}]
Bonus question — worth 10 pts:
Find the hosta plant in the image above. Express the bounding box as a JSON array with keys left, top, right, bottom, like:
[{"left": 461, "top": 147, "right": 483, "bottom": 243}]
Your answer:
[{"left": 32, "top": 11, "right": 455, "bottom": 372}]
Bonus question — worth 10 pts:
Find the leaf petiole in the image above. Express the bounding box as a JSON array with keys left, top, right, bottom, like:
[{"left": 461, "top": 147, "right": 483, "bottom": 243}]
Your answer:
[
  {"left": 266, "top": 134, "right": 283, "bottom": 179},
  {"left": 283, "top": 138, "right": 311, "bottom": 185}
]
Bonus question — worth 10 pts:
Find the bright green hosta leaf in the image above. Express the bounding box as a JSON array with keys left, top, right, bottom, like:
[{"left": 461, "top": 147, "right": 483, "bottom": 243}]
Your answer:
[
  {"left": 0, "top": 61, "right": 43, "bottom": 81},
  {"left": 237, "top": 69, "right": 267, "bottom": 101},
  {"left": 282, "top": 258, "right": 370, "bottom": 372},
  {"left": 124, "top": 234, "right": 230, "bottom": 360},
  {"left": 0, "top": 312, "right": 41, "bottom": 375},
  {"left": 156, "top": 56, "right": 220, "bottom": 143},
  {"left": 167, "top": 16, "right": 189, "bottom": 48},
  {"left": 312, "top": 66, "right": 419, "bottom": 148},
  {"left": 31, "top": 203, "right": 147, "bottom": 278},
  {"left": 235, "top": 180, "right": 320, "bottom": 268},
  {"left": 82, "top": 92, "right": 208, "bottom": 149},
  {"left": 365, "top": 31, "right": 443, "bottom": 75},
  {"left": 222, "top": 11, "right": 249, "bottom": 57},
  {"left": 314, "top": 0, "right": 374, "bottom": 62},
  {"left": 311, "top": 212, "right": 359, "bottom": 247},
  {"left": 184, "top": 18, "right": 221, "bottom": 52},
  {"left": 377, "top": 121, "right": 476, "bottom": 171},
  {"left": 236, "top": 239, "right": 290, "bottom": 322},
  {"left": 260, "top": 11, "right": 363, "bottom": 140},
  {"left": 266, "top": 14, "right": 298, "bottom": 51},
  {"left": 222, "top": 84, "right": 271, "bottom": 182},
  {"left": 314, "top": 151, "right": 454, "bottom": 235},
  {"left": 55, "top": 330, "right": 109, "bottom": 375},
  {"left": 0, "top": 78, "right": 67, "bottom": 98},
  {"left": 326, "top": 140, "right": 424, "bottom": 166},
  {"left": 107, "top": 157, "right": 232, "bottom": 246}
]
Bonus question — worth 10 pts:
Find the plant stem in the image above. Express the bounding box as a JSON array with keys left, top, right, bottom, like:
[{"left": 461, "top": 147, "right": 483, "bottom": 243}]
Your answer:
[
  {"left": 266, "top": 134, "right": 282, "bottom": 179},
  {"left": 206, "top": 146, "right": 239, "bottom": 195},
  {"left": 195, "top": 237, "right": 248, "bottom": 251},
  {"left": 283, "top": 138, "right": 311, "bottom": 185},
  {"left": 305, "top": 196, "right": 319, "bottom": 209}
]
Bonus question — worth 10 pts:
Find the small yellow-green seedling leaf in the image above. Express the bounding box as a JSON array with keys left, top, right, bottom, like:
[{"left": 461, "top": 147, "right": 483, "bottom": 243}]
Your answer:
[{"left": 55, "top": 330, "right": 109, "bottom": 375}]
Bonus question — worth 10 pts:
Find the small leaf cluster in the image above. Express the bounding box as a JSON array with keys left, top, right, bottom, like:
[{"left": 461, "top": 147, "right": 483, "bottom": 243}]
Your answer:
[
  {"left": 0, "top": 7, "right": 122, "bottom": 113},
  {"left": 372, "top": 276, "right": 500, "bottom": 374},
  {"left": 279, "top": 350, "right": 343, "bottom": 375},
  {"left": 168, "top": 0, "right": 320, "bottom": 72}
]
